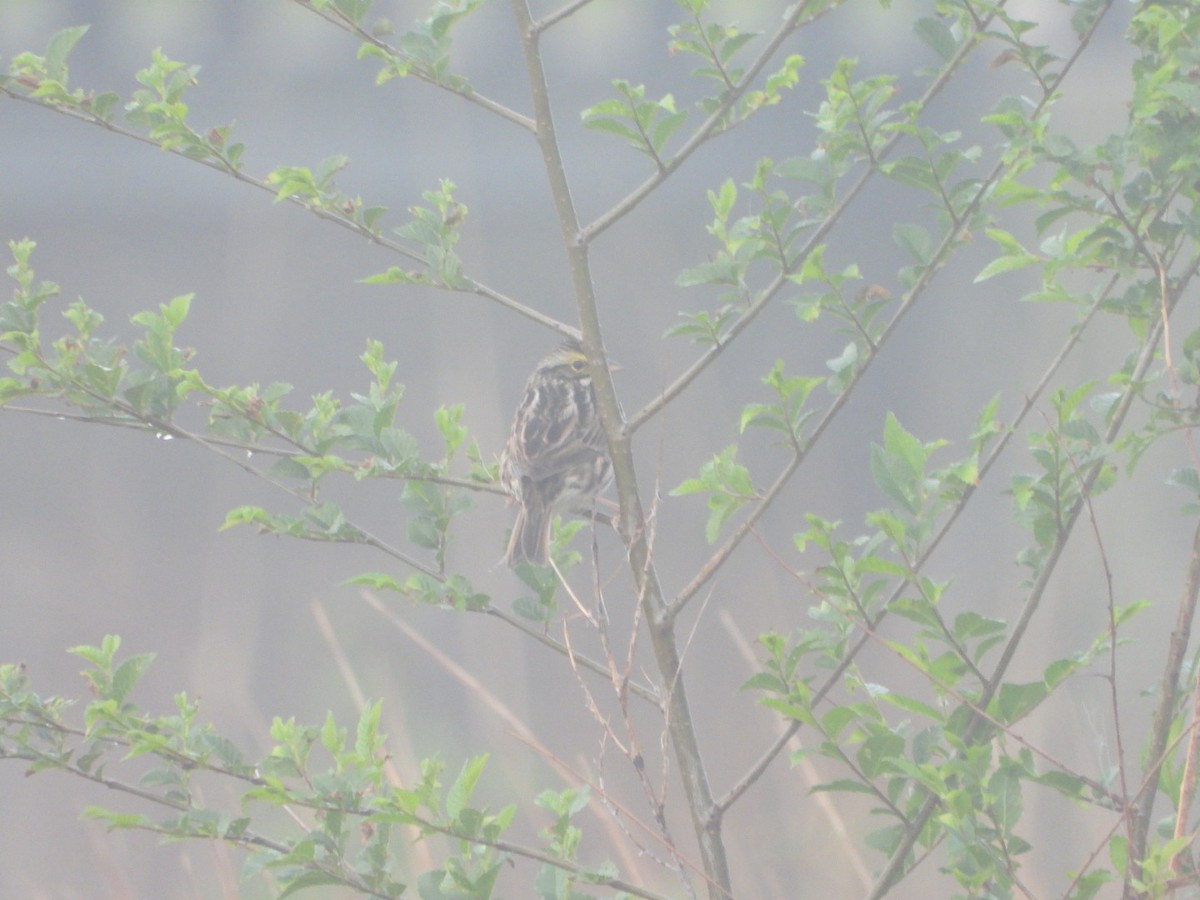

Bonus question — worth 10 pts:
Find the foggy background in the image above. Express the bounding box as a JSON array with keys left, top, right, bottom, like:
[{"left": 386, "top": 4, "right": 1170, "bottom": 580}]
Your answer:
[{"left": 2, "top": 1, "right": 1182, "bottom": 898}]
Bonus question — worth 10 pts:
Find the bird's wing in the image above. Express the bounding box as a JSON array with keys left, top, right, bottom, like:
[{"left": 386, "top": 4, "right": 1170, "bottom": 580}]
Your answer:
[{"left": 508, "top": 379, "right": 605, "bottom": 481}]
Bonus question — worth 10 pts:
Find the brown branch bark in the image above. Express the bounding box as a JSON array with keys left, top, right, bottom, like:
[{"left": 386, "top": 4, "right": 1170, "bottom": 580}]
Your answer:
[{"left": 510, "top": 2, "right": 730, "bottom": 896}]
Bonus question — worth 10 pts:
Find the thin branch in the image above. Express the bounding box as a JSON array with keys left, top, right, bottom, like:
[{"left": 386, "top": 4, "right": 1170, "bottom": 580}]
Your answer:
[
  {"left": 0, "top": 404, "right": 504, "bottom": 494},
  {"left": 484, "top": 603, "right": 661, "bottom": 704},
  {"left": 626, "top": 0, "right": 1004, "bottom": 436},
  {"left": 1169, "top": 534, "right": 1200, "bottom": 875},
  {"left": 288, "top": 0, "right": 535, "bottom": 132},
  {"left": 359, "top": 589, "right": 662, "bottom": 704},
  {"left": 1, "top": 347, "right": 444, "bottom": 577},
  {"left": 868, "top": 251, "right": 1187, "bottom": 900},
  {"left": 532, "top": 0, "right": 604, "bottom": 34},
  {"left": 1047, "top": 407, "right": 1133, "bottom": 845},
  {"left": 581, "top": 0, "right": 830, "bottom": 242},
  {"left": 719, "top": 608, "right": 874, "bottom": 889},
  {"left": 713, "top": 281, "right": 1114, "bottom": 816},
  {"left": 361, "top": 591, "right": 686, "bottom": 899},
  {"left": 667, "top": 116, "right": 1008, "bottom": 617},
  {"left": 5, "top": 732, "right": 673, "bottom": 900},
  {"left": 511, "top": 0, "right": 731, "bottom": 894},
  {"left": 1061, "top": 721, "right": 1200, "bottom": 898},
  {"left": 145, "top": 419, "right": 445, "bottom": 577},
  {"left": 1134, "top": 518, "right": 1200, "bottom": 883},
  {"left": 667, "top": 0, "right": 1117, "bottom": 627},
  {"left": 563, "top": 616, "right": 696, "bottom": 896},
  {"left": 848, "top": 593, "right": 1128, "bottom": 810},
  {"left": 0, "top": 87, "right": 566, "bottom": 334}
]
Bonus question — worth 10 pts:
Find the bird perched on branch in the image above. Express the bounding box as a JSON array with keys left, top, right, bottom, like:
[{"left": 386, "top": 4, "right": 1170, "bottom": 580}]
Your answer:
[{"left": 500, "top": 339, "right": 613, "bottom": 567}]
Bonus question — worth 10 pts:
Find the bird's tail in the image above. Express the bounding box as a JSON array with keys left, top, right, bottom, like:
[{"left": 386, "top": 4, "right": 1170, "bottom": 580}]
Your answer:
[{"left": 505, "top": 499, "right": 552, "bottom": 567}]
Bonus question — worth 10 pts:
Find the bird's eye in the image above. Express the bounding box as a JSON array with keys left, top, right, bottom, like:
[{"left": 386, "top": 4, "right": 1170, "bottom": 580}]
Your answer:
[{"left": 572, "top": 359, "right": 586, "bottom": 371}]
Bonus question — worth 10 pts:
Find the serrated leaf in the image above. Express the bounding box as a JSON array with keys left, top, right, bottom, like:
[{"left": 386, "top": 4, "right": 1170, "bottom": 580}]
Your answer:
[
  {"left": 356, "top": 699, "right": 383, "bottom": 757},
  {"left": 446, "top": 754, "right": 487, "bottom": 821},
  {"left": 110, "top": 653, "right": 154, "bottom": 703}
]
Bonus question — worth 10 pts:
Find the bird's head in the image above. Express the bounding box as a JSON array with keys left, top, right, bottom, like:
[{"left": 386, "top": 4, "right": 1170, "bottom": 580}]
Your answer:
[{"left": 536, "top": 339, "right": 619, "bottom": 381}]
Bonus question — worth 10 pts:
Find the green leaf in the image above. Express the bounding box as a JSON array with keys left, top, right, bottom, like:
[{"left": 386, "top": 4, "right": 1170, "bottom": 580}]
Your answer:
[
  {"left": 45, "top": 25, "right": 90, "bottom": 80},
  {"left": 435, "top": 404, "right": 467, "bottom": 456},
  {"left": 278, "top": 872, "right": 346, "bottom": 898},
  {"left": 879, "top": 691, "right": 945, "bottom": 722},
  {"left": 812, "top": 778, "right": 880, "bottom": 797},
  {"left": 870, "top": 412, "right": 933, "bottom": 515},
  {"left": 1167, "top": 467, "right": 1200, "bottom": 499},
  {"left": 976, "top": 229, "right": 1041, "bottom": 281},
  {"left": 446, "top": 754, "right": 487, "bottom": 821},
  {"left": 512, "top": 594, "right": 555, "bottom": 624},
  {"left": 220, "top": 505, "right": 271, "bottom": 531},
  {"left": 826, "top": 342, "right": 859, "bottom": 375},
  {"left": 110, "top": 653, "right": 155, "bottom": 703},
  {"left": 343, "top": 571, "right": 405, "bottom": 592},
  {"left": 268, "top": 457, "right": 313, "bottom": 480},
  {"left": 581, "top": 114, "right": 641, "bottom": 144},
  {"left": 975, "top": 252, "right": 1041, "bottom": 282},
  {"left": 357, "top": 266, "right": 420, "bottom": 283},
  {"left": 1109, "top": 834, "right": 1128, "bottom": 875},
  {"left": 670, "top": 446, "right": 757, "bottom": 542},
  {"left": 893, "top": 222, "right": 932, "bottom": 264},
  {"left": 356, "top": 698, "right": 383, "bottom": 757},
  {"left": 914, "top": 17, "right": 958, "bottom": 61},
  {"left": 990, "top": 680, "right": 1048, "bottom": 725}
]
